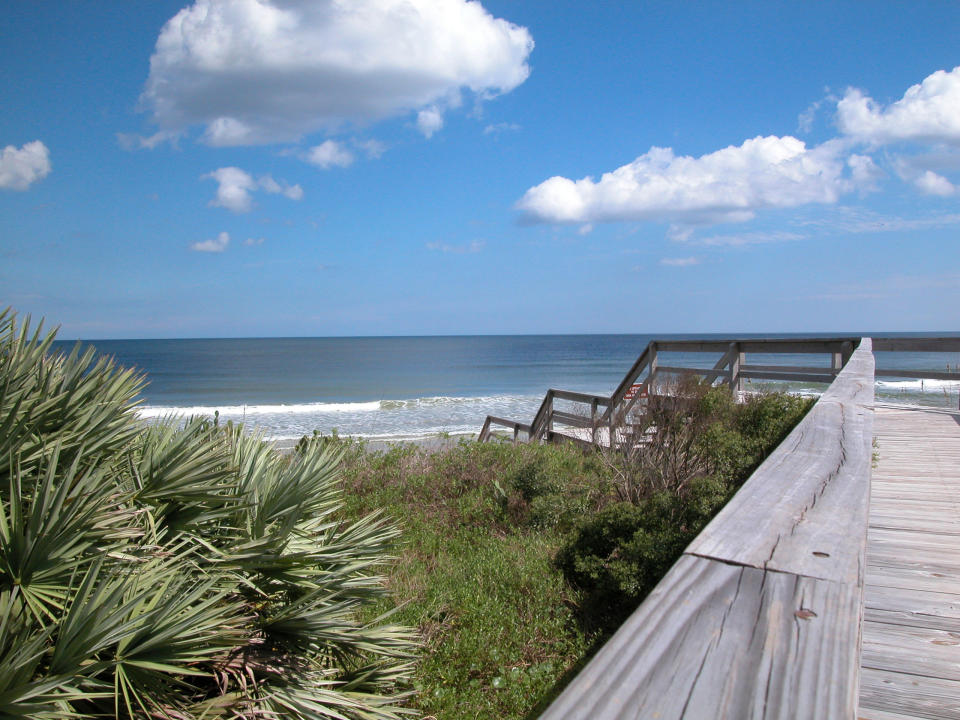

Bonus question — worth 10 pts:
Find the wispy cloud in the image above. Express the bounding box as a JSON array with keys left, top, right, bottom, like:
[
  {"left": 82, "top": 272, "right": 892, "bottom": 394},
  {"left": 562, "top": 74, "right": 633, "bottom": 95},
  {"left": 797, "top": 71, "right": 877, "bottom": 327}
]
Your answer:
[
  {"left": 426, "top": 240, "right": 485, "bottom": 254},
  {"left": 484, "top": 122, "right": 521, "bottom": 135},
  {"left": 116, "top": 131, "right": 176, "bottom": 151},
  {"left": 691, "top": 230, "right": 804, "bottom": 247},
  {"left": 800, "top": 208, "right": 960, "bottom": 234},
  {"left": 658, "top": 256, "right": 701, "bottom": 267}
]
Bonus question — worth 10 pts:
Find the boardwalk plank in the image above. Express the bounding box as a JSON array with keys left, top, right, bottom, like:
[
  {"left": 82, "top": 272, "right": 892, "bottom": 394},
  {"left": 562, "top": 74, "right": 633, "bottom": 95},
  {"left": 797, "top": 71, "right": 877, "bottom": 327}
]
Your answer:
[{"left": 858, "top": 405, "right": 960, "bottom": 720}]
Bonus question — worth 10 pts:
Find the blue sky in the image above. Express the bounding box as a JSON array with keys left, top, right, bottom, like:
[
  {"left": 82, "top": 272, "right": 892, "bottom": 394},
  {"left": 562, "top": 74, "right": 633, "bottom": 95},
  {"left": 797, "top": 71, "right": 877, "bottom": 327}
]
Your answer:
[{"left": 1, "top": 0, "right": 959, "bottom": 338}]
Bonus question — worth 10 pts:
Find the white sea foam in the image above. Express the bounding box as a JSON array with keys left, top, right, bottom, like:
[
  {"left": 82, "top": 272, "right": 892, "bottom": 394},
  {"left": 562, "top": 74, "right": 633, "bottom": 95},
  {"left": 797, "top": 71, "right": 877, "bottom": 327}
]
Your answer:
[
  {"left": 876, "top": 378, "right": 960, "bottom": 391},
  {"left": 135, "top": 394, "right": 542, "bottom": 441},
  {"left": 137, "top": 400, "right": 382, "bottom": 418}
]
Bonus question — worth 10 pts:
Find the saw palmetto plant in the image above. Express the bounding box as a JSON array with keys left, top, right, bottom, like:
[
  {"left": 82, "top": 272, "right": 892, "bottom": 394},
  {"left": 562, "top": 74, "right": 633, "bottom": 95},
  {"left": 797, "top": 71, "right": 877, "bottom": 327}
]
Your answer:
[{"left": 0, "top": 308, "right": 416, "bottom": 719}]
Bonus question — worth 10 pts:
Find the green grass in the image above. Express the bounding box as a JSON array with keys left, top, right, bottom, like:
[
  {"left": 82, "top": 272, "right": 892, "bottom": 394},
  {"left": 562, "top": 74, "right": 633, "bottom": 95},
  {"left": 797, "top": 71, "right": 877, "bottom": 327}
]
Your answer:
[
  {"left": 327, "top": 387, "right": 814, "bottom": 719},
  {"left": 335, "top": 440, "right": 605, "bottom": 720}
]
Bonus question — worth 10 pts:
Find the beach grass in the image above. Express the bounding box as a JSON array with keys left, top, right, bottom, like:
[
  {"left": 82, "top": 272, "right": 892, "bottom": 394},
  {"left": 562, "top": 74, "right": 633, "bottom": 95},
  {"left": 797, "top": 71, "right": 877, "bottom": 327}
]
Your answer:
[{"left": 335, "top": 440, "right": 607, "bottom": 719}]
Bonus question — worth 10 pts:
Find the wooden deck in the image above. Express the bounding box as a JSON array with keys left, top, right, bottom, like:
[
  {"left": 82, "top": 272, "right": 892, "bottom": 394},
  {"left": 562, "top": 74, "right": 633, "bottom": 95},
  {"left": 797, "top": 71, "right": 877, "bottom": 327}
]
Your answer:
[{"left": 859, "top": 404, "right": 960, "bottom": 720}]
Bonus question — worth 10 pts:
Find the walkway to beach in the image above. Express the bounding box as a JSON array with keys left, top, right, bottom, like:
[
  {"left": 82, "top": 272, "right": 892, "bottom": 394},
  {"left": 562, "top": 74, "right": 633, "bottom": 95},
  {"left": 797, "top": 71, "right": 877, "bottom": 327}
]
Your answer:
[{"left": 859, "top": 404, "right": 960, "bottom": 720}]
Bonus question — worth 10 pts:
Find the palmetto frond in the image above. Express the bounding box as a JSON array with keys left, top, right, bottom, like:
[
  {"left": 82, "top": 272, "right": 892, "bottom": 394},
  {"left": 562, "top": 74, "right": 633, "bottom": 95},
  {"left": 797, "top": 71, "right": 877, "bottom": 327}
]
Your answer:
[{"left": 0, "top": 308, "right": 417, "bottom": 719}]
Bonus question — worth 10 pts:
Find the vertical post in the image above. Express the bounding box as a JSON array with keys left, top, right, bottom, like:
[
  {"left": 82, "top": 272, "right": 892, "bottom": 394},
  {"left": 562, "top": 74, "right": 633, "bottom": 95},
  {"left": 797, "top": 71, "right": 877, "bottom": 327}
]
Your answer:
[
  {"left": 840, "top": 340, "right": 853, "bottom": 368},
  {"left": 728, "top": 342, "right": 743, "bottom": 396},
  {"left": 591, "top": 397, "right": 598, "bottom": 445},
  {"left": 648, "top": 342, "right": 659, "bottom": 389},
  {"left": 545, "top": 392, "right": 553, "bottom": 443},
  {"left": 513, "top": 423, "right": 519, "bottom": 443}
]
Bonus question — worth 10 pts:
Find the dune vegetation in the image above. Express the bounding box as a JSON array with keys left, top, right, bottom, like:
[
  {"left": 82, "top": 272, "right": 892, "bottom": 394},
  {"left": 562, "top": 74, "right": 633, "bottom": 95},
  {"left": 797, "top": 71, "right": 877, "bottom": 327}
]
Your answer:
[{"left": 0, "top": 309, "right": 416, "bottom": 719}]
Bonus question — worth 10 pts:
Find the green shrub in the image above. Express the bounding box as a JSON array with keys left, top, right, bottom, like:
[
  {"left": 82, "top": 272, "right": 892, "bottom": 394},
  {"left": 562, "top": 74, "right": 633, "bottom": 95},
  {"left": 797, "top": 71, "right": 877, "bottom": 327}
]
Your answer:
[
  {"left": 0, "top": 309, "right": 415, "bottom": 719},
  {"left": 557, "top": 381, "right": 813, "bottom": 632},
  {"left": 555, "top": 475, "right": 729, "bottom": 632}
]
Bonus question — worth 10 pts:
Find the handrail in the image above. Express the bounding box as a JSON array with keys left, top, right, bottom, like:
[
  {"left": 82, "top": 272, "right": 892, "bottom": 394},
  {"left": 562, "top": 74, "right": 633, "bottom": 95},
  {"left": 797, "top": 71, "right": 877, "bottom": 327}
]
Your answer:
[
  {"left": 478, "top": 336, "right": 959, "bottom": 447},
  {"left": 538, "top": 338, "right": 875, "bottom": 719}
]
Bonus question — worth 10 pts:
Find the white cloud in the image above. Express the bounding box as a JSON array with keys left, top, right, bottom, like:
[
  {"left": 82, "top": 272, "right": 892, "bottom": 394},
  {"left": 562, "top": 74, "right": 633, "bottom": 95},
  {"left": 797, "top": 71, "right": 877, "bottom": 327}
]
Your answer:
[
  {"left": 258, "top": 174, "right": 303, "bottom": 199},
  {"left": 517, "top": 136, "right": 862, "bottom": 228},
  {"left": 484, "top": 121, "right": 521, "bottom": 135},
  {"left": 203, "top": 167, "right": 302, "bottom": 212},
  {"left": 244, "top": 237, "right": 265, "bottom": 246},
  {"left": 305, "top": 140, "right": 354, "bottom": 169},
  {"left": 426, "top": 240, "right": 485, "bottom": 254},
  {"left": 799, "top": 208, "right": 960, "bottom": 234},
  {"left": 691, "top": 230, "right": 804, "bottom": 247},
  {"left": 204, "top": 167, "right": 257, "bottom": 212},
  {"left": 0, "top": 140, "right": 51, "bottom": 191},
  {"left": 355, "top": 138, "right": 386, "bottom": 159},
  {"left": 142, "top": 0, "right": 533, "bottom": 146},
  {"left": 191, "top": 231, "right": 230, "bottom": 252},
  {"left": 116, "top": 131, "right": 175, "bottom": 150},
  {"left": 659, "top": 257, "right": 700, "bottom": 267},
  {"left": 913, "top": 170, "right": 955, "bottom": 196},
  {"left": 416, "top": 107, "right": 444, "bottom": 138},
  {"left": 837, "top": 66, "right": 960, "bottom": 145}
]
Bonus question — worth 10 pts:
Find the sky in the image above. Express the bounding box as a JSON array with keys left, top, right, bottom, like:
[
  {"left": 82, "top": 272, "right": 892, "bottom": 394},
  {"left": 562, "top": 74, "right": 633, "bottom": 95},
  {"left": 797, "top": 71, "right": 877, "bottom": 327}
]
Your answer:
[{"left": 1, "top": 0, "right": 959, "bottom": 339}]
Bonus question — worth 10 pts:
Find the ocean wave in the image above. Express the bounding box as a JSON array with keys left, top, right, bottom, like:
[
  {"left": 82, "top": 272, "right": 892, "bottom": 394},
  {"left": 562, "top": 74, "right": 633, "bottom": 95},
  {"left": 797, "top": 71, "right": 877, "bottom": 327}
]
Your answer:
[
  {"left": 876, "top": 378, "right": 960, "bottom": 391},
  {"left": 136, "top": 394, "right": 535, "bottom": 419}
]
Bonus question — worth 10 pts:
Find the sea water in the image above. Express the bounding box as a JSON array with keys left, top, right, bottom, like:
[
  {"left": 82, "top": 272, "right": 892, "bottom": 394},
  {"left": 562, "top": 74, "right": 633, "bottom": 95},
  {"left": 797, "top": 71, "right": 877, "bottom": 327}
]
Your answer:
[{"left": 55, "top": 334, "right": 960, "bottom": 443}]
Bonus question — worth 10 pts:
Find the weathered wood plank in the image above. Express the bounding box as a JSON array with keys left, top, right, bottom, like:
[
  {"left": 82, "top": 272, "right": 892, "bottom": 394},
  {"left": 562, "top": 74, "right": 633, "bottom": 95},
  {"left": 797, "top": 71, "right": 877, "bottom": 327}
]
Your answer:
[
  {"left": 864, "top": 584, "right": 960, "bottom": 633},
  {"left": 859, "top": 667, "right": 960, "bottom": 720},
  {"left": 685, "top": 339, "right": 874, "bottom": 584},
  {"left": 539, "top": 555, "right": 861, "bottom": 720},
  {"left": 858, "top": 404, "right": 960, "bottom": 720},
  {"left": 872, "top": 337, "right": 960, "bottom": 352},
  {"left": 862, "top": 621, "right": 960, "bottom": 682}
]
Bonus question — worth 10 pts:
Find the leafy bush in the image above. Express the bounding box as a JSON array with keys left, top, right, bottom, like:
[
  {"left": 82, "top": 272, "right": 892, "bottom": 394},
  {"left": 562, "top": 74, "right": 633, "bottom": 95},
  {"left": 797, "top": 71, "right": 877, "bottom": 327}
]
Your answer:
[
  {"left": 557, "top": 379, "right": 813, "bottom": 632},
  {"left": 0, "top": 309, "right": 415, "bottom": 719}
]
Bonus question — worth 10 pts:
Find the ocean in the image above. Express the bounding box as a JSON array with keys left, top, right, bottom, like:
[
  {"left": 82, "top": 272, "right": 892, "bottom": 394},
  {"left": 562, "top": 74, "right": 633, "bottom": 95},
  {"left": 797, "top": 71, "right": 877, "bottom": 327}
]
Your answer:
[{"left": 54, "top": 334, "right": 960, "bottom": 445}]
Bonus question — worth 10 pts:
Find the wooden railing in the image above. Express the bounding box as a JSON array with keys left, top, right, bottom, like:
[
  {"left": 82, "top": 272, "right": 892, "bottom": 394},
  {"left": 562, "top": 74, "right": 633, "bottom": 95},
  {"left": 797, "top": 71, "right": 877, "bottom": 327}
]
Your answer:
[
  {"left": 479, "top": 337, "right": 863, "bottom": 447},
  {"left": 538, "top": 337, "right": 877, "bottom": 719},
  {"left": 479, "top": 336, "right": 960, "bottom": 446}
]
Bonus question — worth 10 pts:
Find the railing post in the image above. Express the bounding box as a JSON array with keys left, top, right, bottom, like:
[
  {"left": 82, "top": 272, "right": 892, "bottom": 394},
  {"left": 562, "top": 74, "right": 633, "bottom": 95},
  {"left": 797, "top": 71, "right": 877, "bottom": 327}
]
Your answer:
[
  {"left": 591, "top": 397, "right": 598, "bottom": 445},
  {"left": 513, "top": 423, "right": 519, "bottom": 443},
  {"left": 648, "top": 342, "right": 658, "bottom": 387},
  {"left": 729, "top": 342, "right": 743, "bottom": 396},
  {"left": 545, "top": 392, "right": 553, "bottom": 442},
  {"left": 479, "top": 417, "right": 491, "bottom": 442}
]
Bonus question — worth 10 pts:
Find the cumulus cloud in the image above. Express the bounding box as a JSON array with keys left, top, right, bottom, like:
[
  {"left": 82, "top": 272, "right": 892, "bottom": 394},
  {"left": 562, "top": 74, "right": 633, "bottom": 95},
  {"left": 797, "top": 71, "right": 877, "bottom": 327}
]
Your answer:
[
  {"left": 203, "top": 167, "right": 302, "bottom": 212},
  {"left": 0, "top": 140, "right": 51, "bottom": 191},
  {"left": 305, "top": 140, "right": 354, "bottom": 169},
  {"left": 416, "top": 107, "right": 444, "bottom": 138},
  {"left": 517, "top": 136, "right": 862, "bottom": 228},
  {"left": 837, "top": 66, "right": 960, "bottom": 145},
  {"left": 142, "top": 0, "right": 534, "bottom": 146},
  {"left": 913, "top": 170, "right": 955, "bottom": 196},
  {"left": 191, "top": 231, "right": 230, "bottom": 252}
]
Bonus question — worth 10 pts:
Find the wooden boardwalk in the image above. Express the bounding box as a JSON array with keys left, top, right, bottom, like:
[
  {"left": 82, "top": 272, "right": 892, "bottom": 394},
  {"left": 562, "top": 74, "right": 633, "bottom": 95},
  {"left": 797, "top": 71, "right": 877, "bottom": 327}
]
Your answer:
[{"left": 859, "top": 404, "right": 960, "bottom": 720}]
